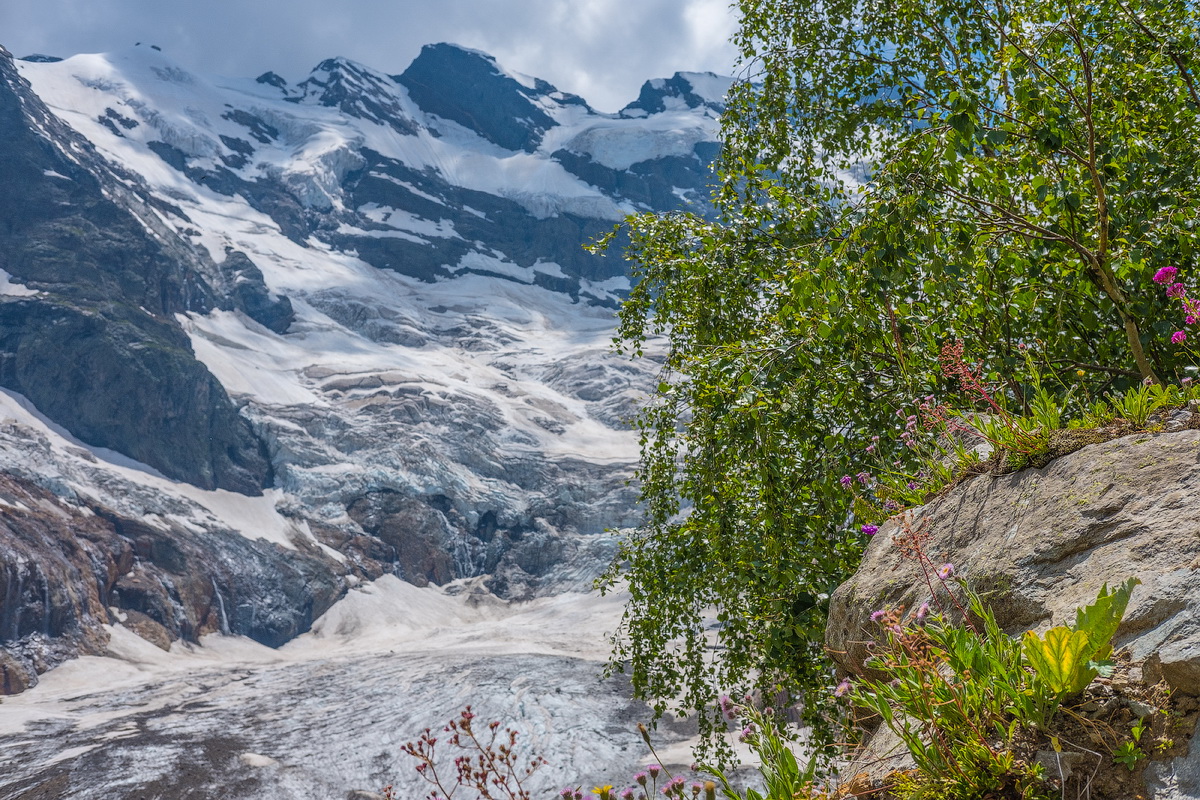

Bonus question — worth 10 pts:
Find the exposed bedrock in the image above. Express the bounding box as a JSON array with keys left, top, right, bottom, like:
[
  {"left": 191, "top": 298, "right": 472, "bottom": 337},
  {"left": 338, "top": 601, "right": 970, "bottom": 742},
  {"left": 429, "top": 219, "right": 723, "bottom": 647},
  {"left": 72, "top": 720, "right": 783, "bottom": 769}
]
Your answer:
[{"left": 0, "top": 470, "right": 343, "bottom": 693}]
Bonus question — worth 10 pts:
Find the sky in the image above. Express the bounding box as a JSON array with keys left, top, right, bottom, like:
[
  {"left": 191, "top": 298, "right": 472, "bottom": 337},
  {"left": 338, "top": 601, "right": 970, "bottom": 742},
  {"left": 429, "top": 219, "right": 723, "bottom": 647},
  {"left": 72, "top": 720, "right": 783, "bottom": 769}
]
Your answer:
[{"left": 1, "top": 0, "right": 741, "bottom": 113}]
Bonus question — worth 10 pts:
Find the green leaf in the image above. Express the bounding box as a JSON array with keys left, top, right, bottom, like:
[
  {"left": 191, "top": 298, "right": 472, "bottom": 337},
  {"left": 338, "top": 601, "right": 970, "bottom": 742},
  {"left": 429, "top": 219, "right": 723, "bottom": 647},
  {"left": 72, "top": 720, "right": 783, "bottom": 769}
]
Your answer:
[
  {"left": 1073, "top": 577, "right": 1140, "bottom": 662},
  {"left": 1023, "top": 626, "right": 1095, "bottom": 695}
]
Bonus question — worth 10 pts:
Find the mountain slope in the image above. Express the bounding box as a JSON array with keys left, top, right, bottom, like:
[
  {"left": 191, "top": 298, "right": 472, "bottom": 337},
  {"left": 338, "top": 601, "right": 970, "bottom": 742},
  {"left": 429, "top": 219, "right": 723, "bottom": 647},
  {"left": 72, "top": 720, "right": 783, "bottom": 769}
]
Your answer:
[{"left": 0, "top": 41, "right": 726, "bottom": 683}]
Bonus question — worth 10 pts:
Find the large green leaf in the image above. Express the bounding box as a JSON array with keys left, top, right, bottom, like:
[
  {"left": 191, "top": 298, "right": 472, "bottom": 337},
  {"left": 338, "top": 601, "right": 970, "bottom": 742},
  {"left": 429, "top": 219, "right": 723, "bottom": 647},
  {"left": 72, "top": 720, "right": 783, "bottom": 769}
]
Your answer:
[
  {"left": 1073, "top": 577, "right": 1140, "bottom": 663},
  {"left": 1023, "top": 627, "right": 1095, "bottom": 696}
]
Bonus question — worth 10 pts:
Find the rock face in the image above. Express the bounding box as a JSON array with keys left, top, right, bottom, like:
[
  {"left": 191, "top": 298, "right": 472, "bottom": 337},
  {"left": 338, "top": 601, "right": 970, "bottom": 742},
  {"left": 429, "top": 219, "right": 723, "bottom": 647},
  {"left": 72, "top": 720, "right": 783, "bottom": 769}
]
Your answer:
[
  {"left": 0, "top": 462, "right": 343, "bottom": 692},
  {"left": 0, "top": 46, "right": 272, "bottom": 494},
  {"left": 396, "top": 43, "right": 563, "bottom": 152},
  {"left": 826, "top": 429, "right": 1200, "bottom": 798}
]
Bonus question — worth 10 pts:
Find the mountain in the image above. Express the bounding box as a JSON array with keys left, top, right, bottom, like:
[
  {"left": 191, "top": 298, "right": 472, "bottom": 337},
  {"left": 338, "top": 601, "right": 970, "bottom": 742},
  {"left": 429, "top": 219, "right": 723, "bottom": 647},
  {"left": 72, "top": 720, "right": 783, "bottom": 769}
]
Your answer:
[{"left": 0, "top": 41, "right": 726, "bottom": 797}]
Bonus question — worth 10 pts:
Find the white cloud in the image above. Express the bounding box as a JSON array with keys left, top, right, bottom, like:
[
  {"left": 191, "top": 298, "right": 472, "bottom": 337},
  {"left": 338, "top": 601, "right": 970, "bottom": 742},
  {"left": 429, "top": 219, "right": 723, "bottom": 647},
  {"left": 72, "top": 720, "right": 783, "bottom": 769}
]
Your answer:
[{"left": 1, "top": 0, "right": 739, "bottom": 112}]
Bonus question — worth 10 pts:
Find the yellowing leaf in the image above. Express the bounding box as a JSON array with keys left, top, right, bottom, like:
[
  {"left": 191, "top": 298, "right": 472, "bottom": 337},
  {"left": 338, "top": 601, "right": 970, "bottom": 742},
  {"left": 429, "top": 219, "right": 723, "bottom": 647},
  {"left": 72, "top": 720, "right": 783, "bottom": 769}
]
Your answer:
[{"left": 1023, "top": 626, "right": 1095, "bottom": 696}]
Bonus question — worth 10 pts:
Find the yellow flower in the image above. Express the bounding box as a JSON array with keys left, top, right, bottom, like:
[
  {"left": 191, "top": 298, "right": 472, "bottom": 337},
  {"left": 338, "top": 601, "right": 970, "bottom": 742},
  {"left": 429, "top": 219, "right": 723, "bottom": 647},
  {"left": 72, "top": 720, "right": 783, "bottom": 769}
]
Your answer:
[
  {"left": 593, "top": 786, "right": 614, "bottom": 800},
  {"left": 1076, "top": 369, "right": 1086, "bottom": 377}
]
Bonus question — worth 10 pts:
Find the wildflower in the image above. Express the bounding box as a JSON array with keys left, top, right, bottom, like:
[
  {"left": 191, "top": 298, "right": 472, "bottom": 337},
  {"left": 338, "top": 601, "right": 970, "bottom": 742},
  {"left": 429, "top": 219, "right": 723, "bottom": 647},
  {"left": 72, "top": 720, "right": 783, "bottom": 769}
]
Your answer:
[
  {"left": 1173, "top": 331, "right": 1188, "bottom": 344},
  {"left": 872, "top": 435, "right": 880, "bottom": 442},
  {"left": 865, "top": 444, "right": 875, "bottom": 454},
  {"left": 1144, "top": 376, "right": 1155, "bottom": 386},
  {"left": 738, "top": 725, "right": 755, "bottom": 743},
  {"left": 1184, "top": 378, "right": 1194, "bottom": 386},
  {"left": 906, "top": 481, "right": 919, "bottom": 490},
  {"left": 840, "top": 475, "right": 852, "bottom": 487},
  {"left": 648, "top": 765, "right": 663, "bottom": 779},
  {"left": 856, "top": 471, "right": 871, "bottom": 485},
  {"left": 718, "top": 695, "right": 737, "bottom": 720},
  {"left": 595, "top": 786, "right": 615, "bottom": 800},
  {"left": 834, "top": 678, "right": 852, "bottom": 697},
  {"left": 916, "top": 602, "right": 930, "bottom": 622},
  {"left": 1017, "top": 342, "right": 1028, "bottom": 350},
  {"left": 884, "top": 500, "right": 899, "bottom": 511},
  {"left": 1076, "top": 369, "right": 1086, "bottom": 377},
  {"left": 1189, "top": 316, "right": 1198, "bottom": 325},
  {"left": 861, "top": 524, "right": 879, "bottom": 535},
  {"left": 561, "top": 790, "right": 575, "bottom": 800},
  {"left": 634, "top": 773, "right": 648, "bottom": 787},
  {"left": 621, "top": 790, "right": 636, "bottom": 800},
  {"left": 937, "top": 563, "right": 955, "bottom": 581},
  {"left": 870, "top": 609, "right": 886, "bottom": 622},
  {"left": 1154, "top": 266, "right": 1180, "bottom": 284},
  {"left": 1168, "top": 282, "right": 1187, "bottom": 299}
]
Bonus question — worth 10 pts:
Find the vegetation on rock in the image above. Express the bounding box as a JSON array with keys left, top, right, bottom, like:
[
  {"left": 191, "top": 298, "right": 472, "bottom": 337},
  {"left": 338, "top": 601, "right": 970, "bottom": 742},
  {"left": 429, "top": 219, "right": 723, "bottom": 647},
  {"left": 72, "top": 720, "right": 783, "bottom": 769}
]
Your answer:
[{"left": 595, "top": 0, "right": 1200, "bottom": 764}]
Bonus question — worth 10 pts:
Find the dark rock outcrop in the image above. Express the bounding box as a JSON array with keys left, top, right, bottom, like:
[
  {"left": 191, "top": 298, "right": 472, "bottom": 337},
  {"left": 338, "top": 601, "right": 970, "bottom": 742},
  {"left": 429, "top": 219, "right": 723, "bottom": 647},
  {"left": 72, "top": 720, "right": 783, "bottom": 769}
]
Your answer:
[
  {"left": 396, "top": 43, "right": 566, "bottom": 152},
  {"left": 220, "top": 250, "right": 294, "bottom": 333}
]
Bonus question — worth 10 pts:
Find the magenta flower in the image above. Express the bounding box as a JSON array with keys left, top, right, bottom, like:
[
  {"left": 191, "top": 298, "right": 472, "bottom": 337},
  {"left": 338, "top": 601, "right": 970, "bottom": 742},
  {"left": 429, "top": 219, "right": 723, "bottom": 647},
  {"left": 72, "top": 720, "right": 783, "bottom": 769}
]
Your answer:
[
  {"left": 840, "top": 475, "right": 852, "bottom": 487},
  {"left": 648, "top": 765, "right": 662, "bottom": 779},
  {"left": 856, "top": 471, "right": 871, "bottom": 485},
  {"left": 1188, "top": 316, "right": 1198, "bottom": 325},
  {"left": 870, "top": 609, "right": 886, "bottom": 622},
  {"left": 1168, "top": 282, "right": 1188, "bottom": 299},
  {"left": 1154, "top": 266, "right": 1180, "bottom": 284},
  {"left": 1173, "top": 330, "right": 1188, "bottom": 344},
  {"left": 861, "top": 524, "right": 879, "bottom": 535}
]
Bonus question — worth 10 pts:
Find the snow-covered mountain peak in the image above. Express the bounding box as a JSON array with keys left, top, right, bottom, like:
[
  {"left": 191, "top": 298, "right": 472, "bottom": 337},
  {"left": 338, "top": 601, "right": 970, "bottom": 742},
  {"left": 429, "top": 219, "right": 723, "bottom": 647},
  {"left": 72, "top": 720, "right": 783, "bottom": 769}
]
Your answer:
[
  {"left": 621, "top": 70, "right": 735, "bottom": 117},
  {"left": 395, "top": 42, "right": 593, "bottom": 153}
]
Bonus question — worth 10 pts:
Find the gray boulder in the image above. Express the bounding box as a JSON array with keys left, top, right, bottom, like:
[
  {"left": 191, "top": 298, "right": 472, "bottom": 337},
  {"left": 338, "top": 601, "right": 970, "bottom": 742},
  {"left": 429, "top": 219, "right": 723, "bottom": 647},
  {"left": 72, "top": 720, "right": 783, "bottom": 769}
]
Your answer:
[{"left": 826, "top": 429, "right": 1200, "bottom": 799}]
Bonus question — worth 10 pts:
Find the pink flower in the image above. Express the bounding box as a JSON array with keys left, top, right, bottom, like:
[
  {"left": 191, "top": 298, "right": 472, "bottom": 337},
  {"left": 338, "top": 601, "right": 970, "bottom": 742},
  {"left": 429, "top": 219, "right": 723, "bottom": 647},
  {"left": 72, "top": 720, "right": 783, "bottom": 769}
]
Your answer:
[
  {"left": 1173, "top": 330, "right": 1188, "bottom": 344},
  {"left": 834, "top": 678, "right": 852, "bottom": 698},
  {"left": 861, "top": 524, "right": 879, "bottom": 535},
  {"left": 1188, "top": 316, "right": 1198, "bottom": 325},
  {"left": 937, "top": 563, "right": 955, "bottom": 581},
  {"left": 840, "top": 475, "right": 852, "bottom": 487},
  {"left": 870, "top": 609, "right": 886, "bottom": 622},
  {"left": 1154, "top": 266, "right": 1180, "bottom": 284},
  {"left": 1168, "top": 282, "right": 1187, "bottom": 299},
  {"left": 916, "top": 602, "right": 930, "bottom": 622}
]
